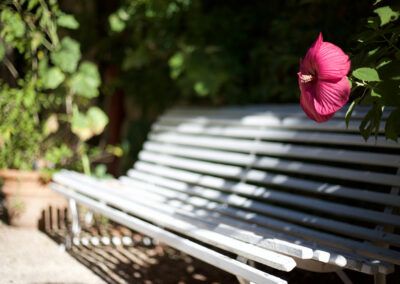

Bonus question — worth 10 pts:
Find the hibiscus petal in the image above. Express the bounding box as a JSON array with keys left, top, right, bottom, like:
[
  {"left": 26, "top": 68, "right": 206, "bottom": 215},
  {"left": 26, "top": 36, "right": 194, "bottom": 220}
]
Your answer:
[
  {"left": 298, "top": 33, "right": 351, "bottom": 122},
  {"left": 316, "top": 42, "right": 350, "bottom": 81},
  {"left": 314, "top": 76, "right": 351, "bottom": 116},
  {"left": 300, "top": 33, "right": 323, "bottom": 74},
  {"left": 299, "top": 78, "right": 334, "bottom": 122}
]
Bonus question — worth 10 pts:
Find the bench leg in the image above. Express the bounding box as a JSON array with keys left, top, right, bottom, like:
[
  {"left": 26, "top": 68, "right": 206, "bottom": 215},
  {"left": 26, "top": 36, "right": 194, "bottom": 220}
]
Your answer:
[
  {"left": 66, "top": 198, "right": 81, "bottom": 250},
  {"left": 236, "top": 256, "right": 255, "bottom": 284},
  {"left": 336, "top": 270, "right": 353, "bottom": 284},
  {"left": 374, "top": 273, "right": 386, "bottom": 284}
]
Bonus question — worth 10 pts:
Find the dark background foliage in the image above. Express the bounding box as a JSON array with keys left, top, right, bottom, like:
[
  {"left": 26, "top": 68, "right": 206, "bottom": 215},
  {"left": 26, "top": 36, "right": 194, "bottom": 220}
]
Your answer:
[{"left": 52, "top": 0, "right": 384, "bottom": 174}]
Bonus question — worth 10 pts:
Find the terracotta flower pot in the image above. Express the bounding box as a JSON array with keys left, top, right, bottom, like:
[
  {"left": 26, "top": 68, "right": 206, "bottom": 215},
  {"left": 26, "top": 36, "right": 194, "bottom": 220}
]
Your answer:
[{"left": 0, "top": 169, "right": 67, "bottom": 228}]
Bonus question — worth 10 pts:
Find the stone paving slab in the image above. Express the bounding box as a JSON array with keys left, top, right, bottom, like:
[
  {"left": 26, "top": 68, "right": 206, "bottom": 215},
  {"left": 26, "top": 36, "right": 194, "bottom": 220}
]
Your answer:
[{"left": 0, "top": 223, "right": 105, "bottom": 284}]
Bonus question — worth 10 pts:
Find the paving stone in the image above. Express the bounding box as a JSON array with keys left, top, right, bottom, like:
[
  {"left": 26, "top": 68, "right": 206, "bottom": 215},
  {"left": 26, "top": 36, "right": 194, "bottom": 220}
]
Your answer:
[{"left": 0, "top": 223, "right": 105, "bottom": 284}]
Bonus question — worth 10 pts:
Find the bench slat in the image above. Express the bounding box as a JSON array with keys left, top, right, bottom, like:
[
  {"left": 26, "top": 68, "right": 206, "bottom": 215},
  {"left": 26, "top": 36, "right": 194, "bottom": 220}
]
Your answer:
[
  {"left": 152, "top": 124, "right": 400, "bottom": 149},
  {"left": 54, "top": 171, "right": 395, "bottom": 273},
  {"left": 126, "top": 168, "right": 400, "bottom": 246},
  {"left": 108, "top": 172, "right": 400, "bottom": 267},
  {"left": 52, "top": 173, "right": 296, "bottom": 272},
  {"left": 135, "top": 161, "right": 400, "bottom": 208},
  {"left": 51, "top": 183, "right": 287, "bottom": 284},
  {"left": 129, "top": 166, "right": 400, "bottom": 230},
  {"left": 52, "top": 103, "right": 400, "bottom": 280},
  {"left": 116, "top": 179, "right": 315, "bottom": 260},
  {"left": 141, "top": 149, "right": 400, "bottom": 193},
  {"left": 117, "top": 176, "right": 386, "bottom": 272},
  {"left": 120, "top": 177, "right": 393, "bottom": 273},
  {"left": 158, "top": 116, "right": 385, "bottom": 133},
  {"left": 166, "top": 105, "right": 391, "bottom": 119},
  {"left": 147, "top": 134, "right": 400, "bottom": 168}
]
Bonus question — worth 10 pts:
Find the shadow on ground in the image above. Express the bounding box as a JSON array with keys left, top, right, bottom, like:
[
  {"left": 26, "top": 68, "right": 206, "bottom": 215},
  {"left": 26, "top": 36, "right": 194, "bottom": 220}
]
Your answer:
[
  {"left": 4, "top": 205, "right": 394, "bottom": 284},
  {"left": 69, "top": 240, "right": 236, "bottom": 284}
]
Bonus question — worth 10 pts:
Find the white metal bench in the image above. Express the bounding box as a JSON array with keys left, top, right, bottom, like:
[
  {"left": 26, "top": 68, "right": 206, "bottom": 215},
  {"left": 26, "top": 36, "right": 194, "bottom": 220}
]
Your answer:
[{"left": 52, "top": 104, "right": 400, "bottom": 284}]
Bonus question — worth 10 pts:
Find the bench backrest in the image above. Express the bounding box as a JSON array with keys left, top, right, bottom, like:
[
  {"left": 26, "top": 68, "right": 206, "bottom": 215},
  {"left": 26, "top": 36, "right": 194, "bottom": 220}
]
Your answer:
[{"left": 129, "top": 104, "right": 400, "bottom": 268}]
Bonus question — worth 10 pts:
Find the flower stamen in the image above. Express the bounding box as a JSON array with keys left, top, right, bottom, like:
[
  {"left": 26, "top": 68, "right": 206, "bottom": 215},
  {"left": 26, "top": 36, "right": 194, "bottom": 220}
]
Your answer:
[{"left": 299, "top": 73, "right": 314, "bottom": 83}]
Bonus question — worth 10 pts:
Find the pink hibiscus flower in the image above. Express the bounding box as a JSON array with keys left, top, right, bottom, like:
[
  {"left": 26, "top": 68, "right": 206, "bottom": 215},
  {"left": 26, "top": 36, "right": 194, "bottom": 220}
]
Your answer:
[{"left": 298, "top": 33, "right": 351, "bottom": 122}]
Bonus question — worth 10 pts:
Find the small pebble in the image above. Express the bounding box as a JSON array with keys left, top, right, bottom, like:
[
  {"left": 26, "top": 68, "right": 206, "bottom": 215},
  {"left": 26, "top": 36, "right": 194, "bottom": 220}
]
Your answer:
[
  {"left": 112, "top": 236, "right": 122, "bottom": 246},
  {"left": 122, "top": 236, "right": 133, "bottom": 246},
  {"left": 101, "top": 236, "right": 111, "bottom": 245},
  {"left": 186, "top": 265, "right": 195, "bottom": 273},
  {"left": 192, "top": 273, "right": 207, "bottom": 281},
  {"left": 143, "top": 237, "right": 152, "bottom": 246}
]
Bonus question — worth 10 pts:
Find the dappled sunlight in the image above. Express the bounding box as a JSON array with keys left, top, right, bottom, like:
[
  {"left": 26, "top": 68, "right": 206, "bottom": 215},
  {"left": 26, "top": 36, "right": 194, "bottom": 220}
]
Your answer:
[
  {"left": 2, "top": 1, "right": 400, "bottom": 283},
  {"left": 316, "top": 184, "right": 341, "bottom": 194},
  {"left": 242, "top": 115, "right": 283, "bottom": 126},
  {"left": 271, "top": 175, "right": 289, "bottom": 184},
  {"left": 37, "top": 208, "right": 236, "bottom": 284}
]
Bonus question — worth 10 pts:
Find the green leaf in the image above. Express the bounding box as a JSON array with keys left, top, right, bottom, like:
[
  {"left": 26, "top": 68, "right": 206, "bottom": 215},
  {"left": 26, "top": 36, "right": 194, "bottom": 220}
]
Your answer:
[
  {"left": 169, "top": 52, "right": 184, "bottom": 79},
  {"left": 71, "top": 106, "right": 108, "bottom": 141},
  {"left": 44, "top": 144, "right": 72, "bottom": 165},
  {"left": 367, "top": 47, "right": 380, "bottom": 56},
  {"left": 42, "top": 67, "right": 65, "bottom": 89},
  {"left": 38, "top": 56, "right": 48, "bottom": 77},
  {"left": 117, "top": 9, "right": 130, "bottom": 21},
  {"left": 376, "top": 59, "right": 391, "bottom": 69},
  {"left": 385, "top": 109, "right": 400, "bottom": 141},
  {"left": 71, "top": 107, "right": 91, "bottom": 141},
  {"left": 370, "top": 89, "right": 381, "bottom": 98},
  {"left": 352, "top": 67, "right": 381, "bottom": 82},
  {"left": 345, "top": 97, "right": 361, "bottom": 128},
  {"left": 28, "top": 0, "right": 40, "bottom": 10},
  {"left": 87, "top": 107, "right": 108, "bottom": 135},
  {"left": 57, "top": 14, "right": 79, "bottom": 30},
  {"left": 366, "top": 17, "right": 380, "bottom": 30},
  {"left": 69, "top": 61, "right": 101, "bottom": 98},
  {"left": 348, "top": 77, "right": 352, "bottom": 89},
  {"left": 374, "top": 80, "right": 400, "bottom": 106},
  {"left": 50, "top": 37, "right": 81, "bottom": 73},
  {"left": 106, "top": 145, "right": 123, "bottom": 157},
  {"left": 194, "top": 81, "right": 209, "bottom": 96},
  {"left": 23, "top": 87, "right": 35, "bottom": 107},
  {"left": 0, "top": 42, "right": 5, "bottom": 61},
  {"left": 109, "top": 14, "right": 125, "bottom": 32},
  {"left": 122, "top": 46, "right": 149, "bottom": 70},
  {"left": 94, "top": 164, "right": 107, "bottom": 178},
  {"left": 0, "top": 9, "right": 26, "bottom": 41},
  {"left": 359, "top": 104, "right": 382, "bottom": 141},
  {"left": 378, "top": 60, "right": 400, "bottom": 80},
  {"left": 43, "top": 114, "right": 59, "bottom": 136},
  {"left": 30, "top": 32, "right": 43, "bottom": 52},
  {"left": 374, "top": 6, "right": 399, "bottom": 26}
]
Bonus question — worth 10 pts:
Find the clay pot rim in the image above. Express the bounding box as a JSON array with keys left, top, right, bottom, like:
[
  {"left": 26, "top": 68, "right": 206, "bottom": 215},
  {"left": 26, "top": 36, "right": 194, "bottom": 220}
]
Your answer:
[{"left": 0, "top": 169, "right": 43, "bottom": 181}]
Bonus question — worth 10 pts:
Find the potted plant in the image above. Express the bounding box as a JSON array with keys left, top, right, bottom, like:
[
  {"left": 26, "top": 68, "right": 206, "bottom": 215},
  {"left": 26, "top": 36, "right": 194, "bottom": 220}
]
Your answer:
[{"left": 0, "top": 0, "right": 115, "bottom": 227}]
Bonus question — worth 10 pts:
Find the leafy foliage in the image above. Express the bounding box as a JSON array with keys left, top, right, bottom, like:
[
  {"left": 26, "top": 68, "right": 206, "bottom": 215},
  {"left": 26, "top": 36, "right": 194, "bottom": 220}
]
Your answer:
[
  {"left": 102, "top": 0, "right": 368, "bottom": 107},
  {"left": 57, "top": 14, "right": 79, "bottom": 29},
  {"left": 50, "top": 37, "right": 81, "bottom": 73},
  {"left": 0, "top": 0, "right": 111, "bottom": 173},
  {"left": 93, "top": 0, "right": 388, "bottom": 170},
  {"left": 348, "top": 1, "right": 400, "bottom": 141},
  {"left": 102, "top": 0, "right": 398, "bottom": 141},
  {"left": 352, "top": 67, "right": 381, "bottom": 82},
  {"left": 1, "top": 0, "right": 398, "bottom": 177},
  {"left": 71, "top": 106, "right": 108, "bottom": 141},
  {"left": 69, "top": 62, "right": 101, "bottom": 98}
]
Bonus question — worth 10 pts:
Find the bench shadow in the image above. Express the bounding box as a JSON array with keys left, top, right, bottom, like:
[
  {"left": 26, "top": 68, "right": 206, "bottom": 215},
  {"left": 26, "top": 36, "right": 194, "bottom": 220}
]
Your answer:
[{"left": 40, "top": 206, "right": 236, "bottom": 284}]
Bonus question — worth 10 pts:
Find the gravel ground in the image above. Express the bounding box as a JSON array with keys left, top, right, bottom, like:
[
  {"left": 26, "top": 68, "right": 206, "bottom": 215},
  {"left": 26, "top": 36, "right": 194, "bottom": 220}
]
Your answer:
[
  {"left": 0, "top": 223, "right": 106, "bottom": 284},
  {"left": 1, "top": 221, "right": 399, "bottom": 284}
]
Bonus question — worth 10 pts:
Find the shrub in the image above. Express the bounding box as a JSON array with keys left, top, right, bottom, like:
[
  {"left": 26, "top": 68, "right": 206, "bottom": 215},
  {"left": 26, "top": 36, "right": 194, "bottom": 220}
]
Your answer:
[{"left": 0, "top": 0, "right": 112, "bottom": 176}]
